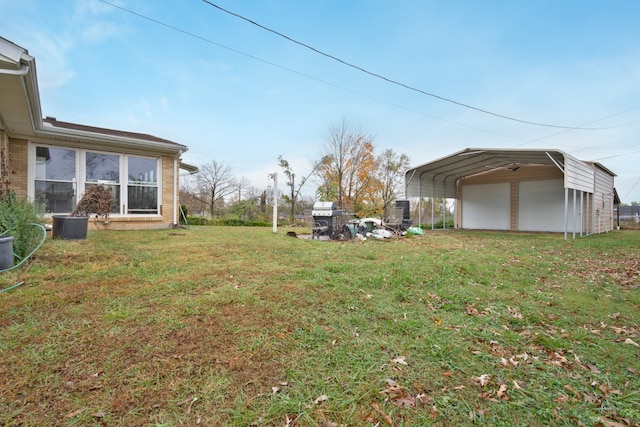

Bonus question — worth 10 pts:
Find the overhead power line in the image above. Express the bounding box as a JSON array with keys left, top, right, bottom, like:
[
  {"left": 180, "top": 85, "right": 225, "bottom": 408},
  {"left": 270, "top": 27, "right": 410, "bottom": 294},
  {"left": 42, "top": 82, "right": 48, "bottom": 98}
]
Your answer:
[
  {"left": 95, "top": 0, "right": 526, "bottom": 141},
  {"left": 199, "top": 0, "right": 633, "bottom": 131}
]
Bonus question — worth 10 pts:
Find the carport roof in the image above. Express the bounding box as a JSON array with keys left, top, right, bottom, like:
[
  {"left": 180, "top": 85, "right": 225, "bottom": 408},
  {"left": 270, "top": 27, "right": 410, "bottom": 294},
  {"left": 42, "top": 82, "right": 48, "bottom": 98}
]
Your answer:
[{"left": 404, "top": 148, "right": 573, "bottom": 198}]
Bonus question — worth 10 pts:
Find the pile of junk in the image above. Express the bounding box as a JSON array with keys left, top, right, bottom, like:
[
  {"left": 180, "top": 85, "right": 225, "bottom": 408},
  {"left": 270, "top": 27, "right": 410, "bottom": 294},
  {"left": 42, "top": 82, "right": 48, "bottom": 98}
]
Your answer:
[{"left": 305, "top": 200, "right": 422, "bottom": 241}]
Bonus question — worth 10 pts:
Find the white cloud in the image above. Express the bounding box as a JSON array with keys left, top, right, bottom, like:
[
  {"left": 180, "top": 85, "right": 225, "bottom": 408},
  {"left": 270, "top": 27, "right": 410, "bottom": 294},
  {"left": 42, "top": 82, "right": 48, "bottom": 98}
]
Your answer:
[{"left": 30, "top": 34, "right": 75, "bottom": 89}]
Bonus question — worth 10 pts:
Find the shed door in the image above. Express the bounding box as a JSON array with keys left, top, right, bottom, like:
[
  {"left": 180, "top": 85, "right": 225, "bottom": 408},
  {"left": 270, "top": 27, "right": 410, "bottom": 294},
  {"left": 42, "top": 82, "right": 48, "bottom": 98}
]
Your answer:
[
  {"left": 518, "top": 179, "right": 573, "bottom": 232},
  {"left": 461, "top": 182, "right": 510, "bottom": 230}
]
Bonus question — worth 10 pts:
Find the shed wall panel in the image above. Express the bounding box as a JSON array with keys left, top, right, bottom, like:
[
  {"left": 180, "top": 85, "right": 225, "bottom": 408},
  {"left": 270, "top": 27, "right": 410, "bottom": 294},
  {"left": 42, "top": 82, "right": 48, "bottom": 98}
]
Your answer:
[
  {"left": 592, "top": 166, "right": 615, "bottom": 232},
  {"left": 565, "top": 156, "right": 594, "bottom": 192},
  {"left": 517, "top": 179, "right": 573, "bottom": 232},
  {"left": 461, "top": 182, "right": 510, "bottom": 230}
]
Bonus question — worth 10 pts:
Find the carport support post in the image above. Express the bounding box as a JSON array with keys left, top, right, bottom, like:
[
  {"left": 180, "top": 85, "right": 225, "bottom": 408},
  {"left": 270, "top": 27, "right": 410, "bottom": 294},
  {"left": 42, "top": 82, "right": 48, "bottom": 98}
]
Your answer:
[
  {"left": 573, "top": 188, "right": 578, "bottom": 239},
  {"left": 564, "top": 188, "right": 568, "bottom": 240},
  {"left": 431, "top": 197, "right": 435, "bottom": 230},
  {"left": 587, "top": 192, "right": 591, "bottom": 235},
  {"left": 580, "top": 191, "right": 584, "bottom": 237},
  {"left": 442, "top": 199, "right": 446, "bottom": 229}
]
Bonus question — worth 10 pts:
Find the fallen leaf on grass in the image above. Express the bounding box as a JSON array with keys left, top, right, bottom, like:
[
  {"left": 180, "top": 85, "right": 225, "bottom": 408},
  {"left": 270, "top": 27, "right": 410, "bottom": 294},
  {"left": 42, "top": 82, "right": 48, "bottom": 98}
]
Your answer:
[
  {"left": 314, "top": 395, "right": 329, "bottom": 405},
  {"left": 585, "top": 364, "right": 601, "bottom": 374},
  {"left": 597, "top": 415, "right": 628, "bottom": 427},
  {"left": 465, "top": 305, "right": 480, "bottom": 316},
  {"left": 471, "top": 374, "right": 491, "bottom": 388},
  {"left": 284, "top": 414, "right": 299, "bottom": 427},
  {"left": 598, "top": 384, "right": 621, "bottom": 396},
  {"left": 500, "top": 357, "right": 519, "bottom": 367},
  {"left": 496, "top": 383, "right": 508, "bottom": 400},
  {"left": 380, "top": 382, "right": 416, "bottom": 408},
  {"left": 391, "top": 356, "right": 408, "bottom": 366},
  {"left": 623, "top": 338, "right": 639, "bottom": 347},
  {"left": 564, "top": 384, "right": 581, "bottom": 400},
  {"left": 371, "top": 402, "right": 393, "bottom": 426},
  {"left": 66, "top": 409, "right": 84, "bottom": 418}
]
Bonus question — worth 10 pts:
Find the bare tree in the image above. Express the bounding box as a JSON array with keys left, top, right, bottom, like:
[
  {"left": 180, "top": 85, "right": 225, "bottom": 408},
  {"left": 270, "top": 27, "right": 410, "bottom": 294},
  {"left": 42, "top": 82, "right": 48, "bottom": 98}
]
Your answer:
[
  {"left": 183, "top": 160, "right": 239, "bottom": 216},
  {"left": 377, "top": 148, "right": 410, "bottom": 217},
  {"left": 316, "top": 119, "right": 377, "bottom": 212},
  {"left": 278, "top": 155, "right": 328, "bottom": 222}
]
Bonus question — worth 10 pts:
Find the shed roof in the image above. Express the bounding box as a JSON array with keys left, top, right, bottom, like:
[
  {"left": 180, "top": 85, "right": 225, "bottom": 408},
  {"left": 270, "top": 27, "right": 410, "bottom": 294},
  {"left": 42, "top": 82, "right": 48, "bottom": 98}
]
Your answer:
[{"left": 404, "top": 148, "right": 614, "bottom": 198}]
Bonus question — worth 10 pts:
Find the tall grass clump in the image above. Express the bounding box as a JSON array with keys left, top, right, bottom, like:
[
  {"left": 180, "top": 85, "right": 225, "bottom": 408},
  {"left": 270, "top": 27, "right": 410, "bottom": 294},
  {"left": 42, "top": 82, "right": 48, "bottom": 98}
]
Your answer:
[{"left": 0, "top": 192, "right": 43, "bottom": 258}]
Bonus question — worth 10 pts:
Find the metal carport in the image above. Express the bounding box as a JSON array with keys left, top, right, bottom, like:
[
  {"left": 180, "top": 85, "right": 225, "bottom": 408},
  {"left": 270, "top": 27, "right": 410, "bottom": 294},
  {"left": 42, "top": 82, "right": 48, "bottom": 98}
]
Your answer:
[{"left": 404, "top": 148, "right": 605, "bottom": 239}]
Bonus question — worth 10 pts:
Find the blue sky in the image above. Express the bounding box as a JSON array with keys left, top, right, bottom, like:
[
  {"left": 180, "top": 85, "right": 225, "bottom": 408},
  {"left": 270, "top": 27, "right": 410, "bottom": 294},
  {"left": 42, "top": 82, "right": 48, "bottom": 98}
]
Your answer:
[{"left": 2, "top": 0, "right": 640, "bottom": 202}]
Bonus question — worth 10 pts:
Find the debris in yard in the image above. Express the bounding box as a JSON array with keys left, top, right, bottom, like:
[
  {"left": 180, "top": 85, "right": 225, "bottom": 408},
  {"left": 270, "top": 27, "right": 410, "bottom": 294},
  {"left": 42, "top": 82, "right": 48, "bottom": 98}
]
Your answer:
[{"left": 406, "top": 226, "right": 424, "bottom": 235}]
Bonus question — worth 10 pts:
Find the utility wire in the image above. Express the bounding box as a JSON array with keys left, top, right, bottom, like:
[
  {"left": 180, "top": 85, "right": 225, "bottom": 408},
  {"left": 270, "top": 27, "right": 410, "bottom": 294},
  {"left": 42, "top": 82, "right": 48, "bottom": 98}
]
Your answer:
[
  {"left": 514, "top": 105, "right": 640, "bottom": 148},
  {"left": 96, "top": 0, "right": 527, "bottom": 142},
  {"left": 199, "top": 0, "right": 635, "bottom": 131}
]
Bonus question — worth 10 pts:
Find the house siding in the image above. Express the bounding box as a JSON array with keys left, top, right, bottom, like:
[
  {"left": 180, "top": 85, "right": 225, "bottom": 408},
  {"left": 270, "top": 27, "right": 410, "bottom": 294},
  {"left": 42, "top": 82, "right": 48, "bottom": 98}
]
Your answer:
[{"left": 7, "top": 137, "right": 28, "bottom": 199}]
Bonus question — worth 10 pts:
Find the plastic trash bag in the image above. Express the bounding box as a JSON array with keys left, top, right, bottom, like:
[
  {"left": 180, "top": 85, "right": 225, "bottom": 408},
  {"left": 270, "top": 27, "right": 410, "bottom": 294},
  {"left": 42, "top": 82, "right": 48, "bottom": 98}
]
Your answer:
[{"left": 406, "top": 226, "right": 424, "bottom": 236}]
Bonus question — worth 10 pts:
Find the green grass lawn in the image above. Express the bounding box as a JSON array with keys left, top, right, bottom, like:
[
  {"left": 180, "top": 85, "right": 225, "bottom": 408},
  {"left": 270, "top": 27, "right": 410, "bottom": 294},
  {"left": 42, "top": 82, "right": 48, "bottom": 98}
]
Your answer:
[{"left": 1, "top": 227, "right": 638, "bottom": 426}]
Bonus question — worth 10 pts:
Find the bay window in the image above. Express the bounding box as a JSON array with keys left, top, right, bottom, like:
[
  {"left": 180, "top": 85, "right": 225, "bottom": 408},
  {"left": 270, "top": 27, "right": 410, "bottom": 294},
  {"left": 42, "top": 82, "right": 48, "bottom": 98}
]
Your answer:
[{"left": 32, "top": 145, "right": 160, "bottom": 216}]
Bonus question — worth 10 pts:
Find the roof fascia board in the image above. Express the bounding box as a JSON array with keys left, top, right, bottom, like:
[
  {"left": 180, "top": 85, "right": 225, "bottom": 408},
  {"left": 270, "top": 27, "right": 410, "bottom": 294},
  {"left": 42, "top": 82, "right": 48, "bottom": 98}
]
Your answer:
[{"left": 30, "top": 127, "right": 187, "bottom": 155}]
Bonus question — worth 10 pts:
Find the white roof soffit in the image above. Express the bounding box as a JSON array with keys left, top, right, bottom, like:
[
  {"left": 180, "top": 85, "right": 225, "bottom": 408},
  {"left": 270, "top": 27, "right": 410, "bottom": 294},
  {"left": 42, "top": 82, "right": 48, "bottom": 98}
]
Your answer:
[
  {"left": 0, "top": 38, "right": 41, "bottom": 135},
  {"left": 404, "top": 148, "right": 568, "bottom": 198}
]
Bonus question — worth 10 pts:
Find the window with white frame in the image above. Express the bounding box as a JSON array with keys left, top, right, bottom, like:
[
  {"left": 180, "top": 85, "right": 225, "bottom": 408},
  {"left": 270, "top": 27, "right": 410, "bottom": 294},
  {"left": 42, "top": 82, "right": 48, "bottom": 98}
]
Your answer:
[
  {"left": 35, "top": 146, "right": 77, "bottom": 213},
  {"left": 85, "top": 151, "right": 120, "bottom": 214},
  {"left": 127, "top": 156, "right": 158, "bottom": 214},
  {"left": 32, "top": 145, "right": 160, "bottom": 215}
]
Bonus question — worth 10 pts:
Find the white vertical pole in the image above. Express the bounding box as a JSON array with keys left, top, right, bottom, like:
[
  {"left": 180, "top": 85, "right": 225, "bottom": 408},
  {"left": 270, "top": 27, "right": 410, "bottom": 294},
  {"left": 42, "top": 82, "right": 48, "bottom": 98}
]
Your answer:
[
  {"left": 173, "top": 157, "right": 178, "bottom": 226},
  {"left": 573, "top": 188, "right": 578, "bottom": 239},
  {"left": 431, "top": 197, "right": 435, "bottom": 230},
  {"left": 580, "top": 191, "right": 584, "bottom": 237},
  {"left": 564, "top": 188, "right": 568, "bottom": 240},
  {"left": 271, "top": 173, "right": 278, "bottom": 234}
]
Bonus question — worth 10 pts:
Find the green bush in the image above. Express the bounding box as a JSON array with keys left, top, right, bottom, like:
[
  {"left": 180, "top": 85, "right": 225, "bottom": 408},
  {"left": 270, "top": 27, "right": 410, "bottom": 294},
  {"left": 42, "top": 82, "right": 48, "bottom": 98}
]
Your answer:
[
  {"left": 0, "top": 192, "right": 44, "bottom": 259},
  {"left": 213, "top": 218, "right": 271, "bottom": 227},
  {"left": 433, "top": 218, "right": 453, "bottom": 228},
  {"left": 185, "top": 216, "right": 210, "bottom": 226},
  {"left": 185, "top": 216, "right": 272, "bottom": 227}
]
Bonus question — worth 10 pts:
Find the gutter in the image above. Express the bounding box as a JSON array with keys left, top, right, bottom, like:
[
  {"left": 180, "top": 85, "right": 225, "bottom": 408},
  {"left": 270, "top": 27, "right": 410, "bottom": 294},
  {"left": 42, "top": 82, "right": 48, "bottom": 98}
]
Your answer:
[{"left": 0, "top": 64, "right": 29, "bottom": 76}]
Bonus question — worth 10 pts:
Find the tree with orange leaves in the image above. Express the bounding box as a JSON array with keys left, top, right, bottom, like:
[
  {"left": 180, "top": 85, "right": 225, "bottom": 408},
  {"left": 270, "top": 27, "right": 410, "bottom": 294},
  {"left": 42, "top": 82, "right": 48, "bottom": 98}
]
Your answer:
[{"left": 316, "top": 119, "right": 380, "bottom": 216}]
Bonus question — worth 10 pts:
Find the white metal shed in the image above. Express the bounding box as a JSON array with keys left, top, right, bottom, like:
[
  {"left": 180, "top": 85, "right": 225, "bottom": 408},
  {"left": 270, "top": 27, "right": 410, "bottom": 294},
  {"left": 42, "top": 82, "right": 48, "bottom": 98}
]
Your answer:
[{"left": 404, "top": 148, "right": 616, "bottom": 239}]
